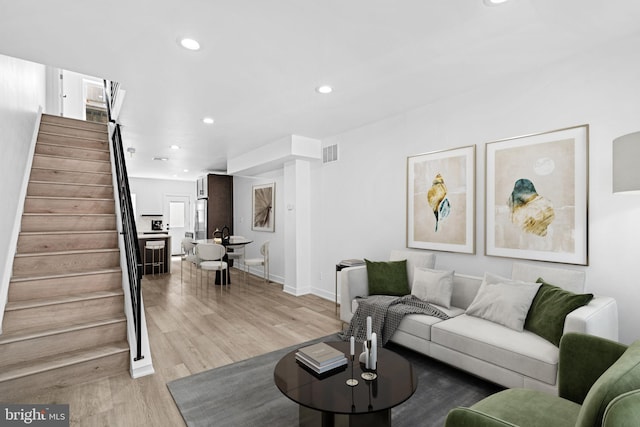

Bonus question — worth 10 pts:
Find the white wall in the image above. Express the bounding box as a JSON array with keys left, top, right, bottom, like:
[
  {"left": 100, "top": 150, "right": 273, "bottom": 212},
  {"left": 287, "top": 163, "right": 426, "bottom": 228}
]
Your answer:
[
  {"left": 233, "top": 172, "right": 285, "bottom": 283},
  {"left": 0, "top": 54, "right": 46, "bottom": 324},
  {"left": 307, "top": 35, "right": 640, "bottom": 345},
  {"left": 128, "top": 177, "right": 196, "bottom": 232}
]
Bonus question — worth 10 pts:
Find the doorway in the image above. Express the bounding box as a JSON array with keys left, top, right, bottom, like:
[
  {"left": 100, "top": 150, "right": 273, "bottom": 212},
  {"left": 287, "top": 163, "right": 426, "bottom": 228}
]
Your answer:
[{"left": 164, "top": 195, "right": 191, "bottom": 255}]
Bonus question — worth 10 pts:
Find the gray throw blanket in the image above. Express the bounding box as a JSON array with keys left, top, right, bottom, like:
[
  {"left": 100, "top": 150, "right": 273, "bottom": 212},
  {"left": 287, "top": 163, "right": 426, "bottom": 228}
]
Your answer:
[{"left": 341, "top": 295, "right": 450, "bottom": 346}]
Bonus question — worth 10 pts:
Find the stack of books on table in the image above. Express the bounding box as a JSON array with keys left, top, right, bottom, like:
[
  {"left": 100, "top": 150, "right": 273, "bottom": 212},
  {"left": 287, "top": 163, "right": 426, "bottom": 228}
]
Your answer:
[
  {"left": 295, "top": 342, "right": 347, "bottom": 375},
  {"left": 339, "top": 259, "right": 365, "bottom": 267}
]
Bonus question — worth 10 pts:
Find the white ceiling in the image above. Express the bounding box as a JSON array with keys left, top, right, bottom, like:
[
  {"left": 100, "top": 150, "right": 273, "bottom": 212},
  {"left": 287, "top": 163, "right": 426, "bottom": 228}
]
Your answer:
[{"left": 1, "top": 0, "right": 639, "bottom": 181}]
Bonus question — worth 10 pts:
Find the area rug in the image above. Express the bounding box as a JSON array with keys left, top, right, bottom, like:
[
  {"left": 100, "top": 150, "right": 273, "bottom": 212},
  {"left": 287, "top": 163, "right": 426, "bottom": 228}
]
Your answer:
[{"left": 167, "top": 334, "right": 502, "bottom": 427}]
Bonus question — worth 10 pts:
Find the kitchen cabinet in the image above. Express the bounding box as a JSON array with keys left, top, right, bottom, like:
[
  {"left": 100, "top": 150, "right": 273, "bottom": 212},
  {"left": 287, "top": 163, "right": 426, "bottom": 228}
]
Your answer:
[
  {"left": 196, "top": 176, "right": 208, "bottom": 199},
  {"left": 198, "top": 174, "right": 233, "bottom": 238}
]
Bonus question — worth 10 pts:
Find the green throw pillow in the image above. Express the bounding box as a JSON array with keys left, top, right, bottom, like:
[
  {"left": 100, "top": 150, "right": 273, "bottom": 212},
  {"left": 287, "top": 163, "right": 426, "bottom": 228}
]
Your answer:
[
  {"left": 524, "top": 278, "right": 593, "bottom": 346},
  {"left": 365, "top": 259, "right": 409, "bottom": 296}
]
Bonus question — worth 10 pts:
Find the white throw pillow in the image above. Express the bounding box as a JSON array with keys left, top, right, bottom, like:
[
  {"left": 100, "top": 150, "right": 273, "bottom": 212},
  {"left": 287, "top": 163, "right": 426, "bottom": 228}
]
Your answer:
[
  {"left": 465, "top": 272, "right": 541, "bottom": 331},
  {"left": 411, "top": 267, "right": 454, "bottom": 309}
]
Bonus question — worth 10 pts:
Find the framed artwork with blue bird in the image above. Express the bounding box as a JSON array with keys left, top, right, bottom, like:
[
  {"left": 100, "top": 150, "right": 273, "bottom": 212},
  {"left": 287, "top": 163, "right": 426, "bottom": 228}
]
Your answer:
[{"left": 485, "top": 124, "right": 589, "bottom": 265}]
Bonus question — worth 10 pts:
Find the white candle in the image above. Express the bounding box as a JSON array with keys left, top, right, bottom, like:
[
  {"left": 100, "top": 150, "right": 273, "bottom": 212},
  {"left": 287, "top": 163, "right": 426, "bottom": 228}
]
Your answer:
[
  {"left": 366, "top": 316, "right": 372, "bottom": 340},
  {"left": 350, "top": 336, "right": 355, "bottom": 356},
  {"left": 365, "top": 345, "right": 370, "bottom": 369},
  {"left": 371, "top": 333, "right": 377, "bottom": 370}
]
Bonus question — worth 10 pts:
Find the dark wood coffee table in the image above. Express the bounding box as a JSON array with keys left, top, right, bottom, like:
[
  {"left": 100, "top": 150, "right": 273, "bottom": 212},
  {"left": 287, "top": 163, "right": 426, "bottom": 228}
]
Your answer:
[{"left": 274, "top": 341, "right": 417, "bottom": 427}]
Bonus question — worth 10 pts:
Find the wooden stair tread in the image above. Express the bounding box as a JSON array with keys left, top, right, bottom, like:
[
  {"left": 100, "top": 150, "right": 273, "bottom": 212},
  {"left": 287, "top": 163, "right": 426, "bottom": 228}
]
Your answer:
[
  {"left": 33, "top": 153, "right": 110, "bottom": 164},
  {"left": 19, "top": 230, "right": 117, "bottom": 237},
  {"left": 41, "top": 114, "right": 109, "bottom": 130},
  {"left": 37, "top": 132, "right": 109, "bottom": 144},
  {"left": 10, "top": 267, "right": 120, "bottom": 282},
  {"left": 36, "top": 141, "right": 109, "bottom": 153},
  {"left": 38, "top": 122, "right": 108, "bottom": 134},
  {"left": 28, "top": 180, "right": 112, "bottom": 189},
  {"left": 0, "top": 342, "right": 129, "bottom": 383},
  {"left": 25, "top": 195, "right": 114, "bottom": 202},
  {"left": 15, "top": 248, "right": 119, "bottom": 258},
  {"left": 11, "top": 267, "right": 122, "bottom": 282},
  {"left": 22, "top": 213, "right": 115, "bottom": 217},
  {"left": 5, "top": 290, "right": 124, "bottom": 312},
  {"left": 0, "top": 317, "right": 126, "bottom": 345},
  {"left": 30, "top": 166, "right": 111, "bottom": 176}
]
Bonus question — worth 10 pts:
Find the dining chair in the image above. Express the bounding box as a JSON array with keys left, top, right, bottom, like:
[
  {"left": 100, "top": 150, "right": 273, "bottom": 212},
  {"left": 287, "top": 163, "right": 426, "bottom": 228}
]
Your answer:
[
  {"left": 226, "top": 235, "right": 246, "bottom": 278},
  {"left": 180, "top": 238, "right": 198, "bottom": 284},
  {"left": 196, "top": 243, "right": 228, "bottom": 286},
  {"left": 244, "top": 241, "right": 269, "bottom": 284}
]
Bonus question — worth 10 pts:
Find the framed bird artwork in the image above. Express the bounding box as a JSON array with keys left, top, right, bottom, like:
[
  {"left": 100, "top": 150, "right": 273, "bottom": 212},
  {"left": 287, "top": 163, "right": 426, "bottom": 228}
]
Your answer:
[
  {"left": 406, "top": 145, "right": 476, "bottom": 254},
  {"left": 485, "top": 124, "right": 589, "bottom": 265}
]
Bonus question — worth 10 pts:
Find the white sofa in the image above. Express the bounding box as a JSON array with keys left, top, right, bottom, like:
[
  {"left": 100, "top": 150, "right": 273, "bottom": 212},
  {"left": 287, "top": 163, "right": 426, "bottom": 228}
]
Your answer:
[{"left": 339, "top": 250, "right": 619, "bottom": 394}]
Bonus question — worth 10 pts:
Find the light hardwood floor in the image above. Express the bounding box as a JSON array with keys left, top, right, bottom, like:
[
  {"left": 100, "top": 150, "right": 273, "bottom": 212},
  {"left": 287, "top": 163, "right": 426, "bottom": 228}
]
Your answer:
[{"left": 23, "top": 258, "right": 343, "bottom": 426}]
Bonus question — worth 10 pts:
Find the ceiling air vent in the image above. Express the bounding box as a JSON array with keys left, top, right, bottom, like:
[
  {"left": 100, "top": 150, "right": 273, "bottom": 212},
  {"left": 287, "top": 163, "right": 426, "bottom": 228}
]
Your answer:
[{"left": 323, "top": 144, "right": 338, "bottom": 164}]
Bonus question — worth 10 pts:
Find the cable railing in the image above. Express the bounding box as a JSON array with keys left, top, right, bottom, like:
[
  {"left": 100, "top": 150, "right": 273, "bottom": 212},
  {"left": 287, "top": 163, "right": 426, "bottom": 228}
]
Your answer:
[{"left": 104, "top": 80, "right": 144, "bottom": 361}]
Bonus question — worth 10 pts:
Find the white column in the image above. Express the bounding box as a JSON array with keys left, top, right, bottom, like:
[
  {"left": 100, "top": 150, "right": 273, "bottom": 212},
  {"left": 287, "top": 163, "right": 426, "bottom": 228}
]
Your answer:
[{"left": 284, "top": 159, "right": 312, "bottom": 295}]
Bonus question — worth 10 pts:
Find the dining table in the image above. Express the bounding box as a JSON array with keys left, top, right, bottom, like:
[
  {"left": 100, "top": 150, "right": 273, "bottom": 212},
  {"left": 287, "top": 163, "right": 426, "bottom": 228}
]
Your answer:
[{"left": 193, "top": 236, "right": 253, "bottom": 284}]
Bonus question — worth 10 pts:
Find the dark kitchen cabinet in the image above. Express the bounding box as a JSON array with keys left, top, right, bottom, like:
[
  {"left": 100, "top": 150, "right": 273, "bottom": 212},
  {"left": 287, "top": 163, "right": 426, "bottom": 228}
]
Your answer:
[{"left": 206, "top": 174, "right": 233, "bottom": 237}]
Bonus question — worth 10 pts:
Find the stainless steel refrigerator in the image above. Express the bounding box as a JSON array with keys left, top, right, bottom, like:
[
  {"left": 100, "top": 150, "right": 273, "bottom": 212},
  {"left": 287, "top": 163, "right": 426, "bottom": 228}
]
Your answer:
[{"left": 194, "top": 199, "right": 207, "bottom": 240}]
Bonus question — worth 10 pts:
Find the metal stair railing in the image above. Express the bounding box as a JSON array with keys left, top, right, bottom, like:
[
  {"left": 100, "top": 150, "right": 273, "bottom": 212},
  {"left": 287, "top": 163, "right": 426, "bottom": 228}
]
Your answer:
[{"left": 104, "top": 79, "right": 144, "bottom": 361}]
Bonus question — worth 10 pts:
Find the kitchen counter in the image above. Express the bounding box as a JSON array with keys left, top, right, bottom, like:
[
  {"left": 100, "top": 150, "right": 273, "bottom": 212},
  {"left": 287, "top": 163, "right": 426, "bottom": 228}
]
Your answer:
[{"left": 138, "top": 234, "right": 172, "bottom": 275}]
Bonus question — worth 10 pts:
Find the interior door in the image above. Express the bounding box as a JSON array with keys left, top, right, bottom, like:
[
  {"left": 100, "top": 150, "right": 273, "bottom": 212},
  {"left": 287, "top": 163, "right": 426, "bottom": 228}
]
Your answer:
[{"left": 164, "top": 195, "right": 191, "bottom": 255}]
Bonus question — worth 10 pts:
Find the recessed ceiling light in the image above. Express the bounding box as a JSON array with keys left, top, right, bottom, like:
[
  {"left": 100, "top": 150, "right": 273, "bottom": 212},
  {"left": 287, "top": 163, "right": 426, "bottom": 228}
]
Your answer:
[
  {"left": 203, "top": 117, "right": 214, "bottom": 124},
  {"left": 316, "top": 85, "right": 333, "bottom": 94},
  {"left": 153, "top": 157, "right": 169, "bottom": 161},
  {"left": 483, "top": 0, "right": 509, "bottom": 5},
  {"left": 179, "top": 38, "right": 200, "bottom": 51},
  {"left": 170, "top": 145, "right": 180, "bottom": 150},
  {"left": 183, "top": 169, "right": 189, "bottom": 172}
]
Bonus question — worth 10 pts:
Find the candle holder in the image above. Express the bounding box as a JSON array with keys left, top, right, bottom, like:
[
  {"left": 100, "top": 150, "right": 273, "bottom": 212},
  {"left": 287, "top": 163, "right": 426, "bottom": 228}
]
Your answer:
[
  {"left": 359, "top": 339, "right": 378, "bottom": 381},
  {"left": 361, "top": 370, "right": 377, "bottom": 381},
  {"left": 346, "top": 355, "right": 358, "bottom": 387}
]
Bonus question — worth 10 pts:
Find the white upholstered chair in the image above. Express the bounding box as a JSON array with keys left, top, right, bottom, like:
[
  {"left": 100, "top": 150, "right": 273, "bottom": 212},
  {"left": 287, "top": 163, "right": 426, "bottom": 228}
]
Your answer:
[
  {"left": 196, "top": 243, "right": 228, "bottom": 286},
  {"left": 226, "top": 236, "right": 246, "bottom": 266},
  {"left": 180, "top": 238, "right": 198, "bottom": 283},
  {"left": 244, "top": 241, "right": 269, "bottom": 284}
]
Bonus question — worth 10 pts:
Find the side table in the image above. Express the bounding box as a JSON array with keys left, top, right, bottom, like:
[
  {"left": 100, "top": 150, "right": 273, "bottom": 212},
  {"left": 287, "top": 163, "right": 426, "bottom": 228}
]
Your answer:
[
  {"left": 335, "top": 260, "right": 365, "bottom": 315},
  {"left": 274, "top": 341, "right": 417, "bottom": 427}
]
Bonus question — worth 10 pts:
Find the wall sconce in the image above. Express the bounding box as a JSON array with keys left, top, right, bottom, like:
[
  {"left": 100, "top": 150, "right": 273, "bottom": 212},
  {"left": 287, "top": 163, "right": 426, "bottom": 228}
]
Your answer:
[{"left": 613, "top": 131, "right": 640, "bottom": 194}]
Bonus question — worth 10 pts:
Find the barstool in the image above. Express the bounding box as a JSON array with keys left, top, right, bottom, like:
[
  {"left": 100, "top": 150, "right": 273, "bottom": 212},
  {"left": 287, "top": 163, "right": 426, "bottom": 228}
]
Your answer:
[{"left": 144, "top": 240, "right": 165, "bottom": 275}]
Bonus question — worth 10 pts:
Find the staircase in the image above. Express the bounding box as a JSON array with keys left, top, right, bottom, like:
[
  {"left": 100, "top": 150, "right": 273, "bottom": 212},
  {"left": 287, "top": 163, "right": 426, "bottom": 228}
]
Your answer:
[{"left": 0, "top": 114, "right": 129, "bottom": 400}]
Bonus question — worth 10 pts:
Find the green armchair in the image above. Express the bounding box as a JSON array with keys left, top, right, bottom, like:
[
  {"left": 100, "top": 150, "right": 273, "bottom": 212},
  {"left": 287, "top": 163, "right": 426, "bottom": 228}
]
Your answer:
[{"left": 445, "top": 333, "right": 640, "bottom": 427}]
